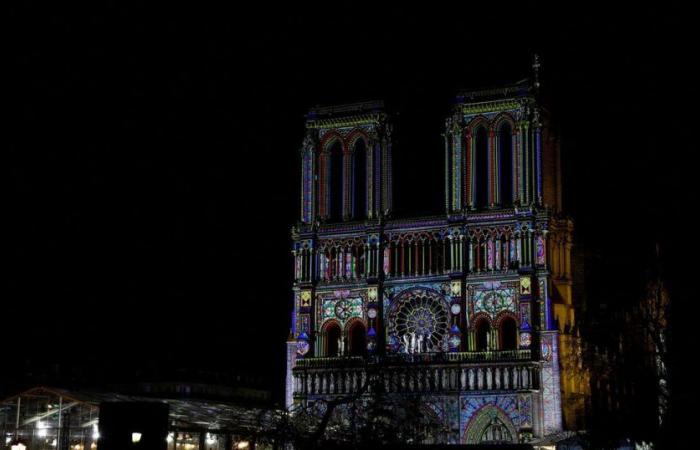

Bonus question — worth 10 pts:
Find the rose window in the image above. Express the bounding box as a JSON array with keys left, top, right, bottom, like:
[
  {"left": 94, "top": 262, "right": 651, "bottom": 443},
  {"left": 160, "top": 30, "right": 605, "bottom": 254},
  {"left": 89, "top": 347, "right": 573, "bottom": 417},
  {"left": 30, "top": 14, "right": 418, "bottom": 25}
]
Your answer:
[{"left": 391, "top": 293, "right": 449, "bottom": 351}]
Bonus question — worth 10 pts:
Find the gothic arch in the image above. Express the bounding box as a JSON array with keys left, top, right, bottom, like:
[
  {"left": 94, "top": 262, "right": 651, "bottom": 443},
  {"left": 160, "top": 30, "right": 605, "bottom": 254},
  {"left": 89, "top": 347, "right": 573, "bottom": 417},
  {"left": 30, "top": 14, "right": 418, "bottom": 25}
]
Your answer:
[
  {"left": 322, "top": 319, "right": 342, "bottom": 357},
  {"left": 461, "top": 119, "right": 487, "bottom": 210},
  {"left": 490, "top": 112, "right": 516, "bottom": 132},
  {"left": 471, "top": 123, "right": 490, "bottom": 209},
  {"left": 346, "top": 318, "right": 367, "bottom": 357},
  {"left": 493, "top": 310, "right": 519, "bottom": 329},
  {"left": 464, "top": 115, "right": 490, "bottom": 132},
  {"left": 472, "top": 314, "right": 492, "bottom": 352},
  {"left": 322, "top": 138, "right": 345, "bottom": 221},
  {"left": 470, "top": 312, "right": 493, "bottom": 330},
  {"left": 319, "top": 131, "right": 346, "bottom": 153},
  {"left": 464, "top": 405, "right": 518, "bottom": 444},
  {"left": 494, "top": 312, "right": 519, "bottom": 351},
  {"left": 344, "top": 128, "right": 370, "bottom": 151},
  {"left": 344, "top": 316, "right": 367, "bottom": 332},
  {"left": 492, "top": 114, "right": 516, "bottom": 207},
  {"left": 322, "top": 318, "right": 342, "bottom": 332},
  {"left": 347, "top": 131, "right": 369, "bottom": 220}
]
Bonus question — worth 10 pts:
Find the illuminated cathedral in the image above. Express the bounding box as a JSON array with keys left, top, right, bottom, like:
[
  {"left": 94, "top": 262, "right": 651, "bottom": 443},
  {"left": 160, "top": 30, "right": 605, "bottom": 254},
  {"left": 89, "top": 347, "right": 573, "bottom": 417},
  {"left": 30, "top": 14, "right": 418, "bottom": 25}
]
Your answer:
[{"left": 286, "top": 74, "right": 586, "bottom": 444}]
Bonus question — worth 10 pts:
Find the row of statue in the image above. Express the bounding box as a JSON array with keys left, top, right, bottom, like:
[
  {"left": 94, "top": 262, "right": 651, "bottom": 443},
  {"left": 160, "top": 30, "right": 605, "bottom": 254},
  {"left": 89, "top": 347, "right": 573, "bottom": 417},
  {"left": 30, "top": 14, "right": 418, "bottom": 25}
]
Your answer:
[
  {"left": 333, "top": 330, "right": 491, "bottom": 356},
  {"left": 402, "top": 332, "right": 435, "bottom": 354}
]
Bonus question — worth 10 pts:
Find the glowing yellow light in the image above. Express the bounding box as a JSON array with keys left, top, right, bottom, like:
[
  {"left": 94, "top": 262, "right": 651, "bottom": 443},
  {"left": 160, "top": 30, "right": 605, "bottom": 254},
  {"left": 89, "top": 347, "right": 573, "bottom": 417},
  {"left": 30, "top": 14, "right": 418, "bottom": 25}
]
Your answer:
[
  {"left": 131, "top": 432, "right": 142, "bottom": 443},
  {"left": 237, "top": 441, "right": 249, "bottom": 449},
  {"left": 450, "top": 280, "right": 461, "bottom": 296}
]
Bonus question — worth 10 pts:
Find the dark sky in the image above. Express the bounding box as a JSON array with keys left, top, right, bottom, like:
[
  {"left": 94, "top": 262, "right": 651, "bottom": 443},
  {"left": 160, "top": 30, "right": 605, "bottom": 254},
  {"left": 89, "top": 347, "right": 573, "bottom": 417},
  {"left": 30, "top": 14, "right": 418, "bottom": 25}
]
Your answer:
[{"left": 8, "top": 3, "right": 697, "bottom": 409}]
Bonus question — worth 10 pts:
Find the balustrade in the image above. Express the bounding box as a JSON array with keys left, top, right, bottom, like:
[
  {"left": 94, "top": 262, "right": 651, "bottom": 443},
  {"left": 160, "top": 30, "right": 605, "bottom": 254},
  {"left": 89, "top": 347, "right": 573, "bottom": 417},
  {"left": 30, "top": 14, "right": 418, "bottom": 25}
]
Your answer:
[{"left": 293, "top": 360, "right": 538, "bottom": 397}]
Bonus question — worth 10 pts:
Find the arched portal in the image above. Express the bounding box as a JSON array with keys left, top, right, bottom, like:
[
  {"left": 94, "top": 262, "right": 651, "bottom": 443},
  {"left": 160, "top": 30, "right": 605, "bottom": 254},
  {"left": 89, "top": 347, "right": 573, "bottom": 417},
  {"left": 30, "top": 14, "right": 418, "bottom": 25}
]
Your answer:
[
  {"left": 464, "top": 405, "right": 518, "bottom": 445},
  {"left": 324, "top": 321, "right": 341, "bottom": 357},
  {"left": 348, "top": 320, "right": 367, "bottom": 357}
]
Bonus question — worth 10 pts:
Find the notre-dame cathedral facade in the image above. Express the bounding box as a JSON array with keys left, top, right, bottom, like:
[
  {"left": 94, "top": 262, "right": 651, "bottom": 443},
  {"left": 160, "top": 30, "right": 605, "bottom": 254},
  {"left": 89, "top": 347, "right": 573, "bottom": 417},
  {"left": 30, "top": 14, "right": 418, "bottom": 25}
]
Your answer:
[{"left": 286, "top": 78, "right": 585, "bottom": 445}]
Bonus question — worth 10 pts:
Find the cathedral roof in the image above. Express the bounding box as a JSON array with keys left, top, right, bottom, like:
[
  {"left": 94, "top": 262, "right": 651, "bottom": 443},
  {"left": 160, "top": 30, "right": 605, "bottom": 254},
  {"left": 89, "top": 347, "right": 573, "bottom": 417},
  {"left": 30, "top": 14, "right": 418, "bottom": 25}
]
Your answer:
[
  {"left": 305, "top": 100, "right": 387, "bottom": 129},
  {"left": 455, "top": 79, "right": 533, "bottom": 104},
  {"left": 306, "top": 100, "right": 384, "bottom": 120}
]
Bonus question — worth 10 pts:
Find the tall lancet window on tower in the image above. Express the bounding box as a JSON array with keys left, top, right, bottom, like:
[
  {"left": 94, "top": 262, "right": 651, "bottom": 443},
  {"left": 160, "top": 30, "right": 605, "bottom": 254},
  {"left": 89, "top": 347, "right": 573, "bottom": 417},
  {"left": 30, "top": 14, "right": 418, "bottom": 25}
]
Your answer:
[
  {"left": 353, "top": 138, "right": 367, "bottom": 220},
  {"left": 328, "top": 140, "right": 344, "bottom": 222},
  {"left": 498, "top": 122, "right": 513, "bottom": 207},
  {"left": 474, "top": 126, "right": 489, "bottom": 209}
]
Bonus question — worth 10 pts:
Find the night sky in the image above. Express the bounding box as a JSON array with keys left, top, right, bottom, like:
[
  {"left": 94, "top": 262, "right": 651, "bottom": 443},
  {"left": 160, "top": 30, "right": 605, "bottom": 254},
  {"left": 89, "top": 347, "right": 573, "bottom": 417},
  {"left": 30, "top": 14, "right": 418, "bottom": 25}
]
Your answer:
[{"left": 8, "top": 2, "right": 697, "bottom": 418}]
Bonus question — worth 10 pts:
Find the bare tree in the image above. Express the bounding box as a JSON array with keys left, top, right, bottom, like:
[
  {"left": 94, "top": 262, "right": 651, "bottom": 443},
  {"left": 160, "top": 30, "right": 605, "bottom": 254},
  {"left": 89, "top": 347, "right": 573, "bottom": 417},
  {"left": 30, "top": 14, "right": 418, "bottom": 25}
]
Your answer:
[{"left": 267, "top": 360, "right": 447, "bottom": 448}]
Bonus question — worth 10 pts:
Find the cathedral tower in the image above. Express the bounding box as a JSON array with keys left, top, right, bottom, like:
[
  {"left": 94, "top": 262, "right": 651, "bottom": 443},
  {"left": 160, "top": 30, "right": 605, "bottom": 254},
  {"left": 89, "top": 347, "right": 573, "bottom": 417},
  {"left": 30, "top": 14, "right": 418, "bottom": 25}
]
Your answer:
[
  {"left": 299, "top": 101, "right": 392, "bottom": 225},
  {"left": 287, "top": 78, "right": 583, "bottom": 444}
]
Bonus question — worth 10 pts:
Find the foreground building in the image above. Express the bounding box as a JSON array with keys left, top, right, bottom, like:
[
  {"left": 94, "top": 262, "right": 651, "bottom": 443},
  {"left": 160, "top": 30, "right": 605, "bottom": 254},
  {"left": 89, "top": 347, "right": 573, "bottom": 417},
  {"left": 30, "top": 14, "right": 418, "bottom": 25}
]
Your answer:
[
  {"left": 0, "top": 386, "right": 273, "bottom": 450},
  {"left": 286, "top": 77, "right": 587, "bottom": 444}
]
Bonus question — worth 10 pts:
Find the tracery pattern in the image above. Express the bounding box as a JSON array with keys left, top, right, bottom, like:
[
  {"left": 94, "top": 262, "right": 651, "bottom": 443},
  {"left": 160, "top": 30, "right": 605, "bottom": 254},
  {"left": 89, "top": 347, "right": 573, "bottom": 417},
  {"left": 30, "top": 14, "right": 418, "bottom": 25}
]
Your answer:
[
  {"left": 321, "top": 297, "right": 364, "bottom": 323},
  {"left": 461, "top": 395, "right": 520, "bottom": 444},
  {"left": 388, "top": 289, "right": 449, "bottom": 351},
  {"left": 472, "top": 288, "right": 516, "bottom": 318}
]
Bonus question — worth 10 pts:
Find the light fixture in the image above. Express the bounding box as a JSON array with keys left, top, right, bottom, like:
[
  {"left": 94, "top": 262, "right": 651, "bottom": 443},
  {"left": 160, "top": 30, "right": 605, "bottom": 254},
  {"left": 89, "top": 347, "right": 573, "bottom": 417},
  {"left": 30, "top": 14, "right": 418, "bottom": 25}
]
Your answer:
[
  {"left": 166, "top": 433, "right": 174, "bottom": 443},
  {"left": 92, "top": 424, "right": 100, "bottom": 441},
  {"left": 36, "top": 421, "right": 48, "bottom": 438},
  {"left": 131, "top": 432, "right": 142, "bottom": 443},
  {"left": 10, "top": 439, "right": 27, "bottom": 450},
  {"left": 236, "top": 441, "right": 249, "bottom": 449},
  {"left": 205, "top": 433, "right": 216, "bottom": 445}
]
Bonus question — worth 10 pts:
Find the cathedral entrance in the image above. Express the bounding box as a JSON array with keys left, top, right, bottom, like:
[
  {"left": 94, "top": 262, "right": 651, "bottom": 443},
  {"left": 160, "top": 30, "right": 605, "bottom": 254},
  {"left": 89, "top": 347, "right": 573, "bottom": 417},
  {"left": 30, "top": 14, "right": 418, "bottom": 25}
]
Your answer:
[{"left": 464, "top": 405, "right": 518, "bottom": 445}]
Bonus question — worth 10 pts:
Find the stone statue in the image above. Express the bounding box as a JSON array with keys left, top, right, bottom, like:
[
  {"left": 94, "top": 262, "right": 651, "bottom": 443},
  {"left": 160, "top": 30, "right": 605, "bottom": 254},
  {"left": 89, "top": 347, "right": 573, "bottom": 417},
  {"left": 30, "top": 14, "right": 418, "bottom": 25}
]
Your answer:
[
  {"left": 403, "top": 334, "right": 410, "bottom": 354},
  {"left": 416, "top": 334, "right": 424, "bottom": 353},
  {"left": 410, "top": 332, "right": 416, "bottom": 354},
  {"left": 338, "top": 337, "right": 344, "bottom": 356}
]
